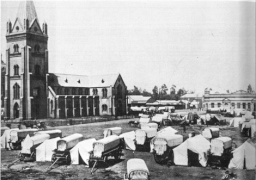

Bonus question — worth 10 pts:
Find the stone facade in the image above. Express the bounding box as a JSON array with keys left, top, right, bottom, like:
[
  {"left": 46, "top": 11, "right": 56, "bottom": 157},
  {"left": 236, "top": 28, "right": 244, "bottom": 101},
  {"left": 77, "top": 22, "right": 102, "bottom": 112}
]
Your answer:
[
  {"left": 203, "top": 90, "right": 256, "bottom": 111},
  {"left": 3, "top": 1, "right": 127, "bottom": 120}
]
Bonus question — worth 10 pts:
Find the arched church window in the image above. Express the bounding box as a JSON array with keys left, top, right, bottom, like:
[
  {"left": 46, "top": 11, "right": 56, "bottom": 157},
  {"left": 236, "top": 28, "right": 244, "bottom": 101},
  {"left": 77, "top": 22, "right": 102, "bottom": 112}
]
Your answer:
[
  {"left": 14, "top": 44, "right": 19, "bottom": 53},
  {"left": 102, "top": 88, "right": 107, "bottom": 98},
  {"left": 117, "top": 85, "right": 122, "bottom": 98},
  {"left": 34, "top": 44, "right": 40, "bottom": 52},
  {"left": 35, "top": 65, "right": 40, "bottom": 75},
  {"left": 13, "top": 83, "right": 20, "bottom": 99},
  {"left": 14, "top": 65, "right": 19, "bottom": 75},
  {"left": 102, "top": 104, "right": 107, "bottom": 112}
]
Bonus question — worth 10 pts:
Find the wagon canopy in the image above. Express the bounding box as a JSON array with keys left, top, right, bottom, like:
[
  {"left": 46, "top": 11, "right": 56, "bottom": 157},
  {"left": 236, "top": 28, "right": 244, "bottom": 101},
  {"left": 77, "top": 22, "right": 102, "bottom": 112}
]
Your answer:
[
  {"left": 151, "top": 134, "right": 183, "bottom": 155},
  {"left": 229, "top": 117, "right": 245, "bottom": 127},
  {"left": 57, "top": 133, "right": 84, "bottom": 151},
  {"left": 1, "top": 127, "right": 9, "bottom": 136},
  {"left": 103, "top": 127, "right": 122, "bottom": 138},
  {"left": 127, "top": 158, "right": 149, "bottom": 179},
  {"left": 202, "top": 128, "right": 219, "bottom": 139},
  {"left": 21, "top": 134, "right": 50, "bottom": 154},
  {"left": 70, "top": 138, "right": 96, "bottom": 165},
  {"left": 229, "top": 140, "right": 256, "bottom": 170},
  {"left": 119, "top": 131, "right": 136, "bottom": 151},
  {"left": 211, "top": 137, "right": 232, "bottom": 156},
  {"left": 135, "top": 128, "right": 157, "bottom": 145},
  {"left": 93, "top": 135, "right": 121, "bottom": 158},
  {"left": 151, "top": 116, "right": 163, "bottom": 123},
  {"left": 35, "top": 130, "right": 62, "bottom": 139},
  {"left": 139, "top": 117, "right": 151, "bottom": 125},
  {"left": 141, "top": 123, "right": 158, "bottom": 130},
  {"left": 10, "top": 129, "right": 38, "bottom": 142},
  {"left": 1, "top": 128, "right": 19, "bottom": 149},
  {"left": 36, "top": 137, "right": 61, "bottom": 162}
]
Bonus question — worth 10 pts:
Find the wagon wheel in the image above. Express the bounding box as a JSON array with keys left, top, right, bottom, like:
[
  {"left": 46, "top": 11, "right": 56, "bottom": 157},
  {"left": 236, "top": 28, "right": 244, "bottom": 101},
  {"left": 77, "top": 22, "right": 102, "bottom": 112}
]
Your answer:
[
  {"left": 66, "top": 154, "right": 71, "bottom": 165},
  {"left": 18, "top": 152, "right": 25, "bottom": 161},
  {"left": 153, "top": 153, "right": 165, "bottom": 164}
]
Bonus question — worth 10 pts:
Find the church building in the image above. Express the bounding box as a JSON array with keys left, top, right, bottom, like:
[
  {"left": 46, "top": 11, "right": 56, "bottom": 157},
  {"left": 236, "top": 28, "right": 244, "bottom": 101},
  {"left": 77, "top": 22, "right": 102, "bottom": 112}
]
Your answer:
[{"left": 3, "top": 1, "right": 127, "bottom": 120}]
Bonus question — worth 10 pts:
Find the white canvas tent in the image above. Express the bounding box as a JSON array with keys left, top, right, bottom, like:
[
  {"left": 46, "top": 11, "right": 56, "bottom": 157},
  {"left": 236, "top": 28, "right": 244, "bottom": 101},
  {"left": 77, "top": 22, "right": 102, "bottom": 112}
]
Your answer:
[
  {"left": 173, "top": 135, "right": 210, "bottom": 167},
  {"left": 229, "top": 117, "right": 245, "bottom": 127},
  {"left": 70, "top": 138, "right": 96, "bottom": 165},
  {"left": 228, "top": 140, "right": 256, "bottom": 170},
  {"left": 119, "top": 131, "right": 136, "bottom": 151},
  {"left": 36, "top": 137, "right": 61, "bottom": 161},
  {"left": 249, "top": 119, "right": 256, "bottom": 138}
]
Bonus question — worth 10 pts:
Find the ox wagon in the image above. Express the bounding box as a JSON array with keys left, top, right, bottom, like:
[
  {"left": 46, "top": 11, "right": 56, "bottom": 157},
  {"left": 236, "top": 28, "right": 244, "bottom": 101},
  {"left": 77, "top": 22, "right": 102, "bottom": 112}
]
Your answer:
[
  {"left": 51, "top": 133, "right": 84, "bottom": 165},
  {"left": 89, "top": 135, "right": 124, "bottom": 174},
  {"left": 124, "top": 158, "right": 149, "bottom": 180}
]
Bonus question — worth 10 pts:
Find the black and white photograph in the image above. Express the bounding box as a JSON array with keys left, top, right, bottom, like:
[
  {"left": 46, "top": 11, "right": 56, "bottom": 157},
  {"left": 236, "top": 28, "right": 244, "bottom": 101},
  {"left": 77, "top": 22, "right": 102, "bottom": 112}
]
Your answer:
[{"left": 1, "top": 0, "right": 255, "bottom": 179}]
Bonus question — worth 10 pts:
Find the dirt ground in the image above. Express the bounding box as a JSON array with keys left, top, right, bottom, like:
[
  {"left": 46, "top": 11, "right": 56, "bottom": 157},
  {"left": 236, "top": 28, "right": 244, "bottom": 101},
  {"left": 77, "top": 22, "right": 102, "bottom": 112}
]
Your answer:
[{"left": 1, "top": 115, "right": 255, "bottom": 180}]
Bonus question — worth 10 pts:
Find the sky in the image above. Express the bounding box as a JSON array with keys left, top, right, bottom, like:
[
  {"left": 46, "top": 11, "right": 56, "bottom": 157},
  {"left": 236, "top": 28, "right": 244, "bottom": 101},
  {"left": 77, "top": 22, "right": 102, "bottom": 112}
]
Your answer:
[{"left": 1, "top": 0, "right": 255, "bottom": 94}]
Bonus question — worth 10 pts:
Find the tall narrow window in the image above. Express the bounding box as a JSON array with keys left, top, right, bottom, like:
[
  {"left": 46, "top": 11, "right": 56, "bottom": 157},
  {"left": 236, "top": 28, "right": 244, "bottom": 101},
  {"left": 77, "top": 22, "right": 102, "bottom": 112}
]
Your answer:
[
  {"left": 102, "top": 88, "right": 107, "bottom": 98},
  {"left": 211, "top": 103, "right": 214, "bottom": 108},
  {"left": 93, "top": 88, "right": 98, "bottom": 95},
  {"left": 65, "top": 88, "right": 69, "bottom": 95},
  {"left": 14, "top": 65, "right": 19, "bottom": 75},
  {"left": 34, "top": 44, "right": 40, "bottom": 52},
  {"left": 13, "top": 83, "right": 20, "bottom": 99},
  {"left": 237, "top": 103, "right": 241, "bottom": 108},
  {"left": 14, "top": 44, "right": 19, "bottom": 53},
  {"left": 35, "top": 65, "right": 40, "bottom": 75}
]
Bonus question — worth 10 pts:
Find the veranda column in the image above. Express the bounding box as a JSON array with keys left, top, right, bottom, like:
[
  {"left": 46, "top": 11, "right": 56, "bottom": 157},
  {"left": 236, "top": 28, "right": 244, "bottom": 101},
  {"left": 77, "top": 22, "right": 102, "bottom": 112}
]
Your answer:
[
  {"left": 92, "top": 96, "right": 95, "bottom": 116},
  {"left": 79, "top": 96, "right": 83, "bottom": 117},
  {"left": 65, "top": 96, "right": 67, "bottom": 118},
  {"left": 72, "top": 96, "right": 75, "bottom": 117},
  {"left": 86, "top": 96, "right": 89, "bottom": 116},
  {"left": 56, "top": 97, "right": 59, "bottom": 119}
]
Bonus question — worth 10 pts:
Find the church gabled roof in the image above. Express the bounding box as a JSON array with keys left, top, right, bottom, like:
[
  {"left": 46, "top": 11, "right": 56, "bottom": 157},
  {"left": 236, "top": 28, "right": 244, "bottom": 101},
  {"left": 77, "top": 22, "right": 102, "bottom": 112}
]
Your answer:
[
  {"left": 48, "top": 73, "right": 122, "bottom": 88},
  {"left": 16, "top": 0, "right": 39, "bottom": 26}
]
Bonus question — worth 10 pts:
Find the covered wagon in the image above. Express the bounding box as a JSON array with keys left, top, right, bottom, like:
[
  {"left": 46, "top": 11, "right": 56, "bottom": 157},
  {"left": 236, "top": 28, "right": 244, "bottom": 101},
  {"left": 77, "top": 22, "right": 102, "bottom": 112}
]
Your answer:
[
  {"left": 208, "top": 137, "right": 232, "bottom": 167},
  {"left": 1, "top": 126, "right": 9, "bottom": 136},
  {"left": 89, "top": 135, "right": 124, "bottom": 173},
  {"left": 35, "top": 130, "right": 62, "bottom": 139},
  {"left": 124, "top": 158, "right": 149, "bottom": 180},
  {"left": 51, "top": 133, "right": 84, "bottom": 165},
  {"left": 141, "top": 122, "right": 158, "bottom": 130},
  {"left": 20, "top": 133, "right": 50, "bottom": 162},
  {"left": 202, "top": 127, "right": 219, "bottom": 140},
  {"left": 135, "top": 128, "right": 157, "bottom": 149},
  {"left": 151, "top": 131, "right": 183, "bottom": 164},
  {"left": 103, "top": 127, "right": 122, "bottom": 138},
  {"left": 139, "top": 117, "right": 151, "bottom": 128},
  {"left": 8, "top": 129, "right": 38, "bottom": 150}
]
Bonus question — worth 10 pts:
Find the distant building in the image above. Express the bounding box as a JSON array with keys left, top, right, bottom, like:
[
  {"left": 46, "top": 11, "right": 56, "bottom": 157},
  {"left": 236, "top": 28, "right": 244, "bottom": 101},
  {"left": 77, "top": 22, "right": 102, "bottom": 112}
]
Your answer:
[
  {"left": 180, "top": 93, "right": 203, "bottom": 109},
  {"left": 3, "top": 1, "right": 127, "bottom": 120},
  {"left": 203, "top": 89, "right": 256, "bottom": 111},
  {"left": 146, "top": 100, "right": 184, "bottom": 109},
  {"left": 127, "top": 95, "right": 152, "bottom": 108}
]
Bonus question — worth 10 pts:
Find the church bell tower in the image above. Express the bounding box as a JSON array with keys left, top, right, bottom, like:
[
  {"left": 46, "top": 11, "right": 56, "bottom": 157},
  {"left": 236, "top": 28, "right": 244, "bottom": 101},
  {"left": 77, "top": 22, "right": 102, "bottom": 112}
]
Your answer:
[{"left": 4, "top": 1, "right": 48, "bottom": 120}]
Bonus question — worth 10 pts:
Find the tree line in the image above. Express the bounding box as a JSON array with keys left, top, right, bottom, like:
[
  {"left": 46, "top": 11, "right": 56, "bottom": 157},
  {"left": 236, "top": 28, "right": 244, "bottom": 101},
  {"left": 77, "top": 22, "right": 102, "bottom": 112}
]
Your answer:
[{"left": 128, "top": 84, "right": 193, "bottom": 101}]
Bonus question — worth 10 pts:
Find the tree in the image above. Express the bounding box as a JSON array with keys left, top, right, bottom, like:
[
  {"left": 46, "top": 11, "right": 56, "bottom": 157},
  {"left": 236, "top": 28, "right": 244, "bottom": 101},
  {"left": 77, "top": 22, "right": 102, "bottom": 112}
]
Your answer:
[
  {"left": 142, "top": 89, "right": 152, "bottom": 96},
  {"left": 160, "top": 84, "right": 168, "bottom": 95},
  {"left": 152, "top": 86, "right": 158, "bottom": 100},
  {"left": 128, "top": 86, "right": 141, "bottom": 95},
  {"left": 170, "top": 85, "right": 176, "bottom": 95},
  {"left": 247, "top": 84, "right": 252, "bottom": 93}
]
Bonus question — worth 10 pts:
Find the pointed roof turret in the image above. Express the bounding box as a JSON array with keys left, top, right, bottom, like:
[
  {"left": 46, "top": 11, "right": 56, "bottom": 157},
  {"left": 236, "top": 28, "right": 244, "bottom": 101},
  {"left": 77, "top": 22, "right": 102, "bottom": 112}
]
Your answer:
[{"left": 16, "top": 0, "right": 39, "bottom": 26}]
